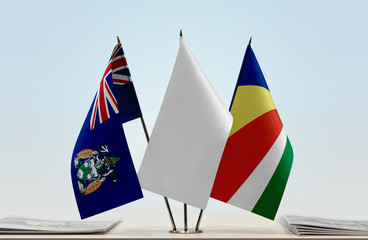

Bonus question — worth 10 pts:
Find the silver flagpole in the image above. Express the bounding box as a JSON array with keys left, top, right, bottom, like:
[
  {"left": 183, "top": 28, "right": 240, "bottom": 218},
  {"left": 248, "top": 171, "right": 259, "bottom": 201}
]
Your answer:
[
  {"left": 117, "top": 36, "right": 177, "bottom": 232},
  {"left": 139, "top": 116, "right": 177, "bottom": 231},
  {"left": 176, "top": 30, "right": 203, "bottom": 234},
  {"left": 184, "top": 203, "right": 188, "bottom": 232},
  {"left": 195, "top": 209, "right": 203, "bottom": 231}
]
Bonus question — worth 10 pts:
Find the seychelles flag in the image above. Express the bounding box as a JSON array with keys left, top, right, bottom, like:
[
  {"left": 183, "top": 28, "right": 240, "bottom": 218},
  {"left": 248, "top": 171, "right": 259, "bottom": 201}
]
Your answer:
[
  {"left": 71, "top": 41, "right": 143, "bottom": 219},
  {"left": 211, "top": 42, "right": 293, "bottom": 220}
]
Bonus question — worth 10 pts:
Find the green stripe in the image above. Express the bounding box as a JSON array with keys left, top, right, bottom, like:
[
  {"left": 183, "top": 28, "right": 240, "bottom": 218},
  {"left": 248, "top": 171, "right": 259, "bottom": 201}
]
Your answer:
[{"left": 251, "top": 137, "right": 293, "bottom": 220}]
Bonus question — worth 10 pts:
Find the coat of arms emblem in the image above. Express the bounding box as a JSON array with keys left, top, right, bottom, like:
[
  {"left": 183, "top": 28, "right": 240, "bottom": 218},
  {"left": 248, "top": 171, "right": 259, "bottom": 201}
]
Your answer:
[{"left": 74, "top": 145, "right": 120, "bottom": 196}]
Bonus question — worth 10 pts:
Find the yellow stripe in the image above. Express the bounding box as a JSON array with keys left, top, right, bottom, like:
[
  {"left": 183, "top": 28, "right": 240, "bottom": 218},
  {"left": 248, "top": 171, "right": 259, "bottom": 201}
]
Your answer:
[{"left": 229, "top": 86, "right": 276, "bottom": 137}]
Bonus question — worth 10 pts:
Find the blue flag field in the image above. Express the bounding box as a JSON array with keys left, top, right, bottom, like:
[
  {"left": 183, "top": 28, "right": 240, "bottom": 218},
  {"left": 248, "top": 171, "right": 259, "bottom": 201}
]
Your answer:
[{"left": 71, "top": 42, "right": 143, "bottom": 219}]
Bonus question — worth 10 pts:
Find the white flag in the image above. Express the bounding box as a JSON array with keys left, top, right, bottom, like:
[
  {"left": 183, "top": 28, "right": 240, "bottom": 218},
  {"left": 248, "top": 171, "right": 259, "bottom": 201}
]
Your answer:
[{"left": 138, "top": 36, "right": 232, "bottom": 209}]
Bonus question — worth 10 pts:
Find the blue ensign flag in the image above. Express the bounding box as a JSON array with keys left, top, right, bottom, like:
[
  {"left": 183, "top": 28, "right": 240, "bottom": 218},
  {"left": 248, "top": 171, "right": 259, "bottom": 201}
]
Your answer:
[{"left": 71, "top": 42, "right": 143, "bottom": 219}]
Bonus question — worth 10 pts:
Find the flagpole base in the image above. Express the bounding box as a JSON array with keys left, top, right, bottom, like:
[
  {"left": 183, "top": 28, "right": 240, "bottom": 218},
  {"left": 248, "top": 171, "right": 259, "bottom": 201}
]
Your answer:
[{"left": 169, "top": 229, "right": 203, "bottom": 234}]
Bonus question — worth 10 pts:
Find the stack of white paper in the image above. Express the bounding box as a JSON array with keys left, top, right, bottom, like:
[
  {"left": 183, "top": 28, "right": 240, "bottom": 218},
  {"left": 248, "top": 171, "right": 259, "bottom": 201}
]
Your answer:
[
  {"left": 280, "top": 215, "right": 368, "bottom": 236},
  {"left": 0, "top": 216, "right": 119, "bottom": 234}
]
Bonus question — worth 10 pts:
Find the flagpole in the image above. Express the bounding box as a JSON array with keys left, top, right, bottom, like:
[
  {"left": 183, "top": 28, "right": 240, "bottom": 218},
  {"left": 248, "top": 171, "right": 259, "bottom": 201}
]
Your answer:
[
  {"left": 116, "top": 36, "right": 177, "bottom": 232},
  {"left": 139, "top": 117, "right": 150, "bottom": 142},
  {"left": 180, "top": 29, "right": 189, "bottom": 233},
  {"left": 184, "top": 203, "right": 188, "bottom": 232},
  {"left": 195, "top": 209, "right": 203, "bottom": 231},
  {"left": 140, "top": 117, "right": 177, "bottom": 231},
  {"left": 164, "top": 195, "right": 177, "bottom": 231},
  {"left": 180, "top": 29, "right": 190, "bottom": 233},
  {"left": 179, "top": 29, "right": 204, "bottom": 234}
]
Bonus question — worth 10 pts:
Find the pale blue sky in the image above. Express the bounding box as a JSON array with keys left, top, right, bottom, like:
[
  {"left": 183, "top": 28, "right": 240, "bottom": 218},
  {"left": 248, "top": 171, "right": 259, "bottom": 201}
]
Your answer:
[{"left": 1, "top": 0, "right": 368, "bottom": 221}]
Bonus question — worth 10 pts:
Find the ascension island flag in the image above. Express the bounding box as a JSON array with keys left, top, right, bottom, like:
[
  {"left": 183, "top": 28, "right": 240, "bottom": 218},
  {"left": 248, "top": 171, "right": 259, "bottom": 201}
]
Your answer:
[
  {"left": 71, "top": 41, "right": 143, "bottom": 219},
  {"left": 211, "top": 42, "right": 293, "bottom": 220}
]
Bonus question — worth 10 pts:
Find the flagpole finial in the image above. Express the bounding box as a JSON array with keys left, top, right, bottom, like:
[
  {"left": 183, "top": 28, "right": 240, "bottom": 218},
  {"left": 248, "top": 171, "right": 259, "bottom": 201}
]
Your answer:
[
  {"left": 180, "top": 29, "right": 183, "bottom": 37},
  {"left": 117, "top": 36, "right": 121, "bottom": 44},
  {"left": 248, "top": 37, "right": 252, "bottom": 46}
]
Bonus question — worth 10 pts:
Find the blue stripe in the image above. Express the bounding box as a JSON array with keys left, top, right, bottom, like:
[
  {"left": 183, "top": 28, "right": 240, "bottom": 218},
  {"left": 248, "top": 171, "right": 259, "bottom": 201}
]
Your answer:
[
  {"left": 238, "top": 46, "right": 269, "bottom": 90},
  {"left": 110, "top": 48, "right": 124, "bottom": 60},
  {"left": 229, "top": 45, "right": 269, "bottom": 110},
  {"left": 114, "top": 82, "right": 142, "bottom": 123},
  {"left": 114, "top": 68, "right": 131, "bottom": 77}
]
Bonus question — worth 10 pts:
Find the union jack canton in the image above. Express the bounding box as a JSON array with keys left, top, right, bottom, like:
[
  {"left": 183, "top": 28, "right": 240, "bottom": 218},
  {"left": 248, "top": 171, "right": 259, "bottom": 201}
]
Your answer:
[{"left": 90, "top": 43, "right": 136, "bottom": 130}]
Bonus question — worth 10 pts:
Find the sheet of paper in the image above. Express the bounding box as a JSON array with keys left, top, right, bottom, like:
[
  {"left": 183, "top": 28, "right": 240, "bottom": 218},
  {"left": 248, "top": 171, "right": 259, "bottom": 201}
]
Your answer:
[
  {"left": 280, "top": 215, "right": 368, "bottom": 236},
  {"left": 0, "top": 216, "right": 120, "bottom": 234}
]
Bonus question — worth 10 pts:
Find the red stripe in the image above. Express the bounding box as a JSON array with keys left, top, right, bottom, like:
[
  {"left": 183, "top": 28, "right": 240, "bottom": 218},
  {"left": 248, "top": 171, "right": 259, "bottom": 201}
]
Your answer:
[
  {"left": 104, "top": 81, "right": 118, "bottom": 111},
  {"left": 97, "top": 62, "right": 112, "bottom": 123},
  {"left": 210, "top": 109, "right": 283, "bottom": 202},
  {"left": 103, "top": 63, "right": 112, "bottom": 78},
  {"left": 113, "top": 79, "right": 130, "bottom": 84},
  {"left": 111, "top": 58, "right": 127, "bottom": 70},
  {"left": 98, "top": 80, "right": 108, "bottom": 122},
  {"left": 122, "top": 57, "right": 128, "bottom": 66}
]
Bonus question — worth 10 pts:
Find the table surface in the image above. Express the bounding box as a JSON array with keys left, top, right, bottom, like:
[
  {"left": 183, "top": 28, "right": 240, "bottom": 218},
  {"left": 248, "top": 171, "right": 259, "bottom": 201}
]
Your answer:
[{"left": 0, "top": 213, "right": 367, "bottom": 240}]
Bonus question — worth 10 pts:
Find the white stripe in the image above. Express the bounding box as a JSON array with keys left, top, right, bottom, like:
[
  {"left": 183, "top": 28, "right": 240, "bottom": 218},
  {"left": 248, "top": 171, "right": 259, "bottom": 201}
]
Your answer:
[
  {"left": 103, "top": 83, "right": 110, "bottom": 120},
  {"left": 112, "top": 74, "right": 131, "bottom": 81},
  {"left": 104, "top": 82, "right": 119, "bottom": 114},
  {"left": 112, "top": 55, "right": 124, "bottom": 62},
  {"left": 227, "top": 128, "right": 287, "bottom": 210},
  {"left": 113, "top": 82, "right": 127, "bottom": 86},
  {"left": 112, "top": 66, "right": 128, "bottom": 72},
  {"left": 105, "top": 69, "right": 112, "bottom": 77},
  {"left": 112, "top": 45, "right": 120, "bottom": 56}
]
